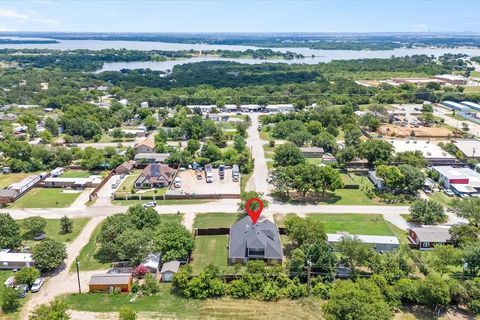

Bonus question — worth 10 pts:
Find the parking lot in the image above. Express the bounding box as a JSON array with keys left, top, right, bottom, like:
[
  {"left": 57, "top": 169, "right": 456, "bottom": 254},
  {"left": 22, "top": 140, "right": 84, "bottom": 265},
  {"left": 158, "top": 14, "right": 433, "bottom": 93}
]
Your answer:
[{"left": 173, "top": 169, "right": 240, "bottom": 195}]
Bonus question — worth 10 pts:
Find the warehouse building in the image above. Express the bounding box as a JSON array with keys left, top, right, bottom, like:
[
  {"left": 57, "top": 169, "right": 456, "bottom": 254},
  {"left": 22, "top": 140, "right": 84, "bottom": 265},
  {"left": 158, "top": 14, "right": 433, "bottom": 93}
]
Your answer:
[
  {"left": 435, "top": 75, "right": 467, "bottom": 85},
  {"left": 441, "top": 101, "right": 471, "bottom": 112},
  {"left": 461, "top": 101, "right": 480, "bottom": 112},
  {"left": 432, "top": 166, "right": 480, "bottom": 195}
]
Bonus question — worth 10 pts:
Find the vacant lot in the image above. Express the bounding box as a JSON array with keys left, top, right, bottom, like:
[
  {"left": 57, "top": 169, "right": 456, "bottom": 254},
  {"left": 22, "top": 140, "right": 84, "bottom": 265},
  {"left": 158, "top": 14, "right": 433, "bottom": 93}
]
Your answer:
[
  {"left": 378, "top": 124, "right": 453, "bottom": 138},
  {"left": 191, "top": 235, "right": 229, "bottom": 274},
  {"left": 275, "top": 213, "right": 394, "bottom": 236},
  {"left": 65, "top": 284, "right": 324, "bottom": 319},
  {"left": 194, "top": 212, "right": 240, "bottom": 229},
  {"left": 10, "top": 188, "right": 82, "bottom": 208},
  {"left": 20, "top": 218, "right": 89, "bottom": 247}
]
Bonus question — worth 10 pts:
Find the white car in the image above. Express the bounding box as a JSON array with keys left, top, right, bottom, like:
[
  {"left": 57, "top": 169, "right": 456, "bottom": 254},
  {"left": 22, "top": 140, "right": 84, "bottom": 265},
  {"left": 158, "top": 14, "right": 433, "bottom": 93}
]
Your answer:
[
  {"left": 4, "top": 276, "right": 15, "bottom": 288},
  {"left": 143, "top": 201, "right": 156, "bottom": 208},
  {"left": 174, "top": 177, "right": 182, "bottom": 188},
  {"left": 30, "top": 278, "right": 45, "bottom": 293},
  {"left": 444, "top": 189, "right": 455, "bottom": 197}
]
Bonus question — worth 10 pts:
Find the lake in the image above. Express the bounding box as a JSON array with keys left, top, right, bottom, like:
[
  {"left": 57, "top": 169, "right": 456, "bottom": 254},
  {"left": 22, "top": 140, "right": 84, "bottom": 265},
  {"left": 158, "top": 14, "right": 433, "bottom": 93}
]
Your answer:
[{"left": 2, "top": 38, "right": 480, "bottom": 72}]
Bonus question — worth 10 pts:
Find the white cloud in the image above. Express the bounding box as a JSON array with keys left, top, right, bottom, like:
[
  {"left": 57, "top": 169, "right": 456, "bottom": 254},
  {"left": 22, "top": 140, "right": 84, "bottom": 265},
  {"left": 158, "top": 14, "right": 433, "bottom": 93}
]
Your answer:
[{"left": 0, "top": 7, "right": 59, "bottom": 26}]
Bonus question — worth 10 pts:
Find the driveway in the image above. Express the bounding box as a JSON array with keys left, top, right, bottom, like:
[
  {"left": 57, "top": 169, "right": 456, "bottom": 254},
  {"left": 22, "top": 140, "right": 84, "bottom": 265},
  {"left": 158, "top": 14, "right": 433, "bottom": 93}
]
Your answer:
[{"left": 93, "top": 174, "right": 123, "bottom": 207}]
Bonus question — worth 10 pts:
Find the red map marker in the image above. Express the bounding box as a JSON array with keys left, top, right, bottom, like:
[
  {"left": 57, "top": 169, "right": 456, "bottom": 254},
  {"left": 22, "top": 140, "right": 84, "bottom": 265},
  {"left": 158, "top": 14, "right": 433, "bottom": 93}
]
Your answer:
[{"left": 245, "top": 197, "right": 264, "bottom": 224}]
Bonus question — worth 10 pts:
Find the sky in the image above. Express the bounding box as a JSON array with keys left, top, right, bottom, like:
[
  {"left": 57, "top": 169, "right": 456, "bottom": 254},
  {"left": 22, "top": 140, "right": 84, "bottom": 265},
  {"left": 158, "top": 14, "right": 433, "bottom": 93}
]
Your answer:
[{"left": 0, "top": 0, "right": 479, "bottom": 33}]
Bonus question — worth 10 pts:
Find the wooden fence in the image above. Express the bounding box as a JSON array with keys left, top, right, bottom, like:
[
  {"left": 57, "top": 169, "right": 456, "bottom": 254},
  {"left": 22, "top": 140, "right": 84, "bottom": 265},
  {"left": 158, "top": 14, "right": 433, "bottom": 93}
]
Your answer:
[{"left": 89, "top": 169, "right": 116, "bottom": 201}]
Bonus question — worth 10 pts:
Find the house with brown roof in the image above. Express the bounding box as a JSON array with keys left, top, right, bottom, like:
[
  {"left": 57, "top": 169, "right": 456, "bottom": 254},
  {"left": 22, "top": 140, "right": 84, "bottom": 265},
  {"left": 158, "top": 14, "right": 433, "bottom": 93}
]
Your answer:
[
  {"left": 134, "top": 164, "right": 174, "bottom": 189},
  {"left": 115, "top": 160, "right": 136, "bottom": 175},
  {"left": 134, "top": 136, "right": 155, "bottom": 154}
]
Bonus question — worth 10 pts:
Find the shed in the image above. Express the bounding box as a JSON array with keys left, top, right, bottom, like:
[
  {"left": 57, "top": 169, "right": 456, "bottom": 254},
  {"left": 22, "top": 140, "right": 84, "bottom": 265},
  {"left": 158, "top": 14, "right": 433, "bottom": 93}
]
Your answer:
[
  {"left": 300, "top": 147, "right": 324, "bottom": 158},
  {"left": 160, "top": 261, "right": 180, "bottom": 282},
  {"left": 88, "top": 273, "right": 132, "bottom": 293}
]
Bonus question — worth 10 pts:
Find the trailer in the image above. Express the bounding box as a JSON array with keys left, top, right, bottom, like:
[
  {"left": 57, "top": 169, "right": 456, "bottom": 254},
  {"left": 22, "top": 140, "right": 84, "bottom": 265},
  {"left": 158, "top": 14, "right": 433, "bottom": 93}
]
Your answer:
[
  {"left": 232, "top": 164, "right": 239, "bottom": 182},
  {"left": 205, "top": 164, "right": 213, "bottom": 183}
]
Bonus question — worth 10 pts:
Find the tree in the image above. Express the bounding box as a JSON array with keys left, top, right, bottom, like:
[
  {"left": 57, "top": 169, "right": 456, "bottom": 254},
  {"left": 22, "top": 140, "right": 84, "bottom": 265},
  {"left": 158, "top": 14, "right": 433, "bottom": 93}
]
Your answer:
[
  {"left": 119, "top": 307, "right": 137, "bottom": 320},
  {"left": 284, "top": 215, "right": 327, "bottom": 246},
  {"left": 398, "top": 164, "right": 425, "bottom": 195},
  {"left": 336, "top": 236, "right": 375, "bottom": 272},
  {"left": 324, "top": 279, "right": 392, "bottom": 320},
  {"left": 360, "top": 113, "right": 382, "bottom": 132},
  {"left": 143, "top": 115, "right": 158, "bottom": 130},
  {"left": 273, "top": 143, "right": 305, "bottom": 167},
  {"left": 395, "top": 151, "right": 427, "bottom": 168},
  {"left": 0, "top": 213, "right": 21, "bottom": 249},
  {"left": 200, "top": 143, "right": 222, "bottom": 162},
  {"left": 29, "top": 298, "right": 70, "bottom": 320},
  {"left": 463, "top": 242, "right": 480, "bottom": 276},
  {"left": 112, "top": 129, "right": 124, "bottom": 141},
  {"left": 186, "top": 139, "right": 201, "bottom": 155},
  {"left": 409, "top": 199, "right": 446, "bottom": 224},
  {"left": 114, "top": 229, "right": 153, "bottom": 265},
  {"left": 60, "top": 216, "right": 73, "bottom": 234},
  {"left": 287, "top": 130, "right": 312, "bottom": 147},
  {"left": 311, "top": 131, "right": 337, "bottom": 152},
  {"left": 452, "top": 198, "right": 480, "bottom": 227},
  {"left": 32, "top": 239, "right": 67, "bottom": 271},
  {"left": 22, "top": 216, "right": 47, "bottom": 239},
  {"left": 233, "top": 134, "right": 246, "bottom": 152},
  {"left": 315, "top": 165, "right": 344, "bottom": 197},
  {"left": 376, "top": 165, "right": 404, "bottom": 191},
  {"left": 1, "top": 287, "right": 20, "bottom": 313},
  {"left": 449, "top": 224, "right": 480, "bottom": 245},
  {"left": 154, "top": 223, "right": 194, "bottom": 262},
  {"left": 44, "top": 117, "right": 59, "bottom": 136},
  {"left": 430, "top": 245, "right": 461, "bottom": 276},
  {"left": 126, "top": 204, "right": 161, "bottom": 230},
  {"left": 417, "top": 274, "right": 451, "bottom": 310},
  {"left": 14, "top": 267, "right": 40, "bottom": 286},
  {"left": 343, "top": 124, "right": 363, "bottom": 147},
  {"left": 238, "top": 191, "right": 269, "bottom": 216},
  {"left": 359, "top": 140, "right": 393, "bottom": 166}
]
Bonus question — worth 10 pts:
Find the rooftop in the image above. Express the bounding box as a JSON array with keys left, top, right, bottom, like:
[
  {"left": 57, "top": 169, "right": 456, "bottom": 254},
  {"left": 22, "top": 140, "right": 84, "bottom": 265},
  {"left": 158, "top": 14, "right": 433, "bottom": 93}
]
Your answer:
[
  {"left": 453, "top": 140, "right": 480, "bottom": 157},
  {"left": 0, "top": 252, "right": 34, "bottom": 263},
  {"left": 410, "top": 227, "right": 451, "bottom": 243},
  {"left": 388, "top": 139, "right": 454, "bottom": 159},
  {"left": 89, "top": 273, "right": 131, "bottom": 286},
  {"left": 160, "top": 260, "right": 180, "bottom": 274},
  {"left": 327, "top": 234, "right": 399, "bottom": 245}
]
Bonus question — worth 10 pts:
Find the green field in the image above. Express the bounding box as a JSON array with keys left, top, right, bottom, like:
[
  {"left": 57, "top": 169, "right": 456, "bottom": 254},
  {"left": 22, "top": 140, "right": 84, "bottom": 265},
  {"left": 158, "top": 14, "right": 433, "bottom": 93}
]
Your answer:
[
  {"left": 10, "top": 188, "right": 82, "bottom": 208},
  {"left": 73, "top": 214, "right": 182, "bottom": 272},
  {"left": 471, "top": 70, "right": 480, "bottom": 78},
  {"left": 191, "top": 235, "right": 229, "bottom": 274},
  {"left": 64, "top": 284, "right": 323, "bottom": 319},
  {"left": 194, "top": 213, "right": 239, "bottom": 229},
  {"left": 60, "top": 170, "right": 93, "bottom": 178},
  {"left": 112, "top": 199, "right": 208, "bottom": 206},
  {"left": 306, "top": 158, "right": 322, "bottom": 165},
  {"left": 428, "top": 192, "right": 454, "bottom": 208},
  {"left": 240, "top": 172, "right": 252, "bottom": 193},
  {"left": 275, "top": 213, "right": 394, "bottom": 236},
  {"left": 21, "top": 218, "right": 89, "bottom": 246}
]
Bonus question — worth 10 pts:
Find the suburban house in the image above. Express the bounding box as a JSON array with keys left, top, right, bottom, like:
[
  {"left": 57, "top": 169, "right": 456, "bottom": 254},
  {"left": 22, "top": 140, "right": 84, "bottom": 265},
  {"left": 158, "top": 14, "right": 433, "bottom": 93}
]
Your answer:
[
  {"left": 327, "top": 233, "right": 400, "bottom": 252},
  {"left": 300, "top": 147, "right": 325, "bottom": 158},
  {"left": 160, "top": 260, "right": 180, "bottom": 282},
  {"left": 228, "top": 216, "right": 283, "bottom": 265},
  {"left": 408, "top": 227, "right": 452, "bottom": 250},
  {"left": 432, "top": 166, "right": 480, "bottom": 196},
  {"left": 115, "top": 160, "right": 136, "bottom": 175},
  {"left": 134, "top": 136, "right": 155, "bottom": 154},
  {"left": 88, "top": 273, "right": 133, "bottom": 293},
  {"left": 43, "top": 176, "right": 102, "bottom": 189},
  {"left": 134, "top": 153, "right": 170, "bottom": 164},
  {"left": 0, "top": 251, "right": 35, "bottom": 270},
  {"left": 134, "top": 164, "right": 174, "bottom": 189}
]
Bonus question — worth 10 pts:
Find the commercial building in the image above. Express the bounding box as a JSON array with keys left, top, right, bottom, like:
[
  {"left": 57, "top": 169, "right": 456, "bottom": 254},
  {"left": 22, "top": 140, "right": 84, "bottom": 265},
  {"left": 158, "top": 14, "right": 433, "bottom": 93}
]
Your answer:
[
  {"left": 0, "top": 174, "right": 45, "bottom": 204},
  {"left": 441, "top": 101, "right": 471, "bottom": 112},
  {"left": 453, "top": 139, "right": 480, "bottom": 160},
  {"left": 388, "top": 139, "right": 456, "bottom": 165},
  {"left": 43, "top": 175, "right": 102, "bottom": 189},
  {"left": 432, "top": 166, "right": 480, "bottom": 195},
  {"left": 461, "top": 101, "right": 480, "bottom": 112},
  {"left": 88, "top": 273, "right": 132, "bottom": 293},
  {"left": 0, "top": 251, "right": 35, "bottom": 270},
  {"left": 300, "top": 147, "right": 325, "bottom": 158},
  {"left": 186, "top": 105, "right": 216, "bottom": 114},
  {"left": 228, "top": 216, "right": 283, "bottom": 265},
  {"left": 134, "top": 163, "right": 174, "bottom": 189},
  {"left": 408, "top": 227, "right": 452, "bottom": 250},
  {"left": 435, "top": 75, "right": 467, "bottom": 86},
  {"left": 264, "top": 104, "right": 295, "bottom": 113},
  {"left": 327, "top": 234, "right": 400, "bottom": 252}
]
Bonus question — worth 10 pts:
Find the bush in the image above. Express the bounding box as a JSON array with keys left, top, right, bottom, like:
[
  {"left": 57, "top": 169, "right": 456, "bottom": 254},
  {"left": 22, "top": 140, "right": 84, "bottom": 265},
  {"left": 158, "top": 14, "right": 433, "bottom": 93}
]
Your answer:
[
  {"left": 312, "top": 282, "right": 330, "bottom": 299},
  {"left": 141, "top": 273, "right": 160, "bottom": 295},
  {"left": 133, "top": 265, "right": 149, "bottom": 278},
  {"left": 260, "top": 282, "right": 280, "bottom": 301},
  {"left": 60, "top": 216, "right": 73, "bottom": 234},
  {"left": 119, "top": 307, "right": 137, "bottom": 320},
  {"left": 269, "top": 140, "right": 275, "bottom": 147},
  {"left": 14, "top": 267, "right": 40, "bottom": 286},
  {"left": 1, "top": 288, "right": 20, "bottom": 313}
]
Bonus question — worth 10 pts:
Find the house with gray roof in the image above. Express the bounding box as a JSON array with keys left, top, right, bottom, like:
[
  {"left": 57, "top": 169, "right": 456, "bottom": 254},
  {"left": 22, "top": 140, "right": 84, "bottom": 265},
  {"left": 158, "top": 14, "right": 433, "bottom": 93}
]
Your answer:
[
  {"left": 408, "top": 226, "right": 452, "bottom": 250},
  {"left": 228, "top": 216, "right": 283, "bottom": 265}
]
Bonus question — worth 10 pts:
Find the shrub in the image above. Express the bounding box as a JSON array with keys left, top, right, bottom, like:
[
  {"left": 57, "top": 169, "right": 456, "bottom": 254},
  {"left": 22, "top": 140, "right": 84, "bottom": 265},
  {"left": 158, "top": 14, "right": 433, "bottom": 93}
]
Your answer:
[
  {"left": 1, "top": 288, "right": 20, "bottom": 313},
  {"left": 133, "top": 265, "right": 149, "bottom": 278}
]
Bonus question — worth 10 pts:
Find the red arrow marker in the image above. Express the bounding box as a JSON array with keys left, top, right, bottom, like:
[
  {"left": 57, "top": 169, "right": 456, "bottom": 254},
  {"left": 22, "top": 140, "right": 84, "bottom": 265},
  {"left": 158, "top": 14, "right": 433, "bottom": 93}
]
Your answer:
[{"left": 245, "top": 197, "right": 264, "bottom": 224}]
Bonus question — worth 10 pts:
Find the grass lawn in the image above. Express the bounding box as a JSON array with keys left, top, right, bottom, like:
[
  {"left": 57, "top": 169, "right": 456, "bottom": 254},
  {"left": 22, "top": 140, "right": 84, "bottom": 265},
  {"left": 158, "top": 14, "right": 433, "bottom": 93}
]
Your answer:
[
  {"left": 305, "top": 214, "right": 394, "bottom": 236},
  {"left": 471, "top": 70, "right": 480, "bottom": 78},
  {"left": 194, "top": 213, "right": 239, "bottom": 229},
  {"left": 240, "top": 172, "right": 252, "bottom": 193},
  {"left": 191, "top": 235, "right": 229, "bottom": 274},
  {"left": 10, "top": 188, "right": 82, "bottom": 208},
  {"left": 112, "top": 199, "right": 209, "bottom": 206},
  {"left": 0, "top": 172, "right": 37, "bottom": 189},
  {"left": 60, "top": 170, "right": 92, "bottom": 178},
  {"left": 260, "top": 128, "right": 271, "bottom": 140},
  {"left": 267, "top": 160, "right": 274, "bottom": 171},
  {"left": 116, "top": 170, "right": 141, "bottom": 192},
  {"left": 324, "top": 188, "right": 379, "bottom": 205},
  {"left": 463, "top": 86, "right": 480, "bottom": 93},
  {"left": 340, "top": 173, "right": 356, "bottom": 185},
  {"left": 64, "top": 284, "right": 323, "bottom": 319},
  {"left": 306, "top": 158, "right": 322, "bottom": 165},
  {"left": 21, "top": 218, "right": 89, "bottom": 246},
  {"left": 429, "top": 192, "right": 454, "bottom": 208}
]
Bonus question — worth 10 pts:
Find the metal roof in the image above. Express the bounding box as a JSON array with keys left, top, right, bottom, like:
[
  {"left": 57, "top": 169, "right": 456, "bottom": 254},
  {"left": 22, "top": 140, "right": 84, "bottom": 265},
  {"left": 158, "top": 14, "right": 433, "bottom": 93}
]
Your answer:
[
  {"left": 89, "top": 273, "right": 131, "bottom": 286},
  {"left": 410, "top": 227, "right": 451, "bottom": 243},
  {"left": 327, "top": 234, "right": 399, "bottom": 245}
]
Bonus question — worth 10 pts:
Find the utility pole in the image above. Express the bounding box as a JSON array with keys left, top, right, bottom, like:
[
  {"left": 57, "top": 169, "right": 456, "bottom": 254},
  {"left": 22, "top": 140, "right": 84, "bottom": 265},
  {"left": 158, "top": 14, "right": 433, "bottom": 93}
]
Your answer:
[
  {"left": 75, "top": 257, "right": 81, "bottom": 294},
  {"left": 307, "top": 260, "right": 312, "bottom": 295}
]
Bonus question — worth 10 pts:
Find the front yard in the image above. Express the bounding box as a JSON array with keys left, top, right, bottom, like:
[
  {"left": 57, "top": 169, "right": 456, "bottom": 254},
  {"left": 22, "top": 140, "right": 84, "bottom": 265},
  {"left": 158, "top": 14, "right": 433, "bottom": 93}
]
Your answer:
[
  {"left": 9, "top": 188, "right": 83, "bottom": 208},
  {"left": 193, "top": 212, "right": 240, "bottom": 229}
]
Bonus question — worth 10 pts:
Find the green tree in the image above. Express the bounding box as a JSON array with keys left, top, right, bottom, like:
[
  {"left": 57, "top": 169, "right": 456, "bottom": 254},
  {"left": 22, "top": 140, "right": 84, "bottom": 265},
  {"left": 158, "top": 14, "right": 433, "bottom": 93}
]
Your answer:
[
  {"left": 417, "top": 274, "right": 451, "bottom": 310},
  {"left": 409, "top": 199, "right": 446, "bottom": 224},
  {"left": 114, "top": 229, "right": 153, "bottom": 265},
  {"left": 284, "top": 215, "right": 327, "bottom": 246},
  {"left": 32, "top": 239, "right": 67, "bottom": 271},
  {"left": 14, "top": 267, "right": 40, "bottom": 286},
  {"left": 143, "top": 115, "right": 158, "bottom": 130},
  {"left": 343, "top": 124, "right": 363, "bottom": 148},
  {"left": 311, "top": 131, "right": 337, "bottom": 152},
  {"left": 360, "top": 140, "right": 393, "bottom": 166},
  {"left": 287, "top": 130, "right": 312, "bottom": 147},
  {"left": 273, "top": 143, "right": 305, "bottom": 167},
  {"left": 238, "top": 191, "right": 269, "bottom": 216},
  {"left": 429, "top": 244, "right": 461, "bottom": 276},
  {"left": 126, "top": 204, "right": 161, "bottom": 230},
  {"left": 119, "top": 307, "right": 137, "bottom": 320},
  {"left": 233, "top": 135, "right": 246, "bottom": 152},
  {"left": 336, "top": 236, "right": 375, "bottom": 272},
  {"left": 186, "top": 139, "right": 201, "bottom": 155},
  {"left": 463, "top": 242, "right": 480, "bottom": 276},
  {"left": 452, "top": 198, "right": 480, "bottom": 227},
  {"left": 376, "top": 165, "right": 404, "bottom": 190},
  {"left": 324, "top": 279, "right": 392, "bottom": 320},
  {"left": 22, "top": 216, "right": 47, "bottom": 239},
  {"left": 112, "top": 129, "right": 124, "bottom": 141},
  {"left": 44, "top": 117, "right": 59, "bottom": 136},
  {"left": 60, "top": 216, "right": 73, "bottom": 234},
  {"left": 0, "top": 213, "right": 21, "bottom": 249},
  {"left": 315, "top": 165, "right": 344, "bottom": 197},
  {"left": 28, "top": 298, "right": 70, "bottom": 320},
  {"left": 200, "top": 142, "right": 222, "bottom": 162},
  {"left": 394, "top": 151, "right": 427, "bottom": 168},
  {"left": 1, "top": 287, "right": 20, "bottom": 313},
  {"left": 398, "top": 164, "right": 425, "bottom": 195},
  {"left": 154, "top": 223, "right": 194, "bottom": 262}
]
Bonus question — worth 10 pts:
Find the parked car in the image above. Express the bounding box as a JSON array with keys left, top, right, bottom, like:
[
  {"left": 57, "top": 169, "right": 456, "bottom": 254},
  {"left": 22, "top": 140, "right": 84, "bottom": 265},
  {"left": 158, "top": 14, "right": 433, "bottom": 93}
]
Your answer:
[
  {"left": 16, "top": 284, "right": 29, "bottom": 298},
  {"left": 4, "top": 276, "right": 15, "bottom": 288},
  {"left": 174, "top": 177, "right": 182, "bottom": 188},
  {"left": 459, "top": 193, "right": 470, "bottom": 199},
  {"left": 30, "top": 278, "right": 45, "bottom": 293},
  {"left": 143, "top": 201, "right": 156, "bottom": 208},
  {"left": 444, "top": 189, "right": 455, "bottom": 197},
  {"left": 196, "top": 170, "right": 203, "bottom": 180},
  {"left": 423, "top": 189, "right": 432, "bottom": 195}
]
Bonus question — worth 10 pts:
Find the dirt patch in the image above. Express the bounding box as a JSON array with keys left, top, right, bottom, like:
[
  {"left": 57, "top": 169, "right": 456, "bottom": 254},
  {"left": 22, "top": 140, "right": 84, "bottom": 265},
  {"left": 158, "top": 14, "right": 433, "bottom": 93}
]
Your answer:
[{"left": 378, "top": 124, "right": 454, "bottom": 138}]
